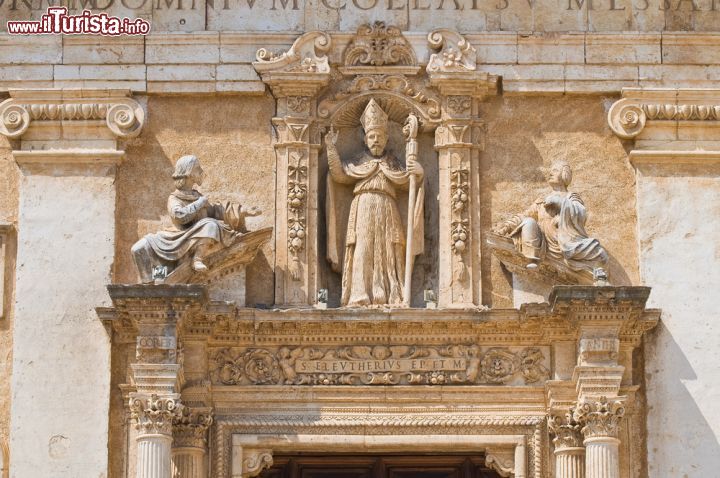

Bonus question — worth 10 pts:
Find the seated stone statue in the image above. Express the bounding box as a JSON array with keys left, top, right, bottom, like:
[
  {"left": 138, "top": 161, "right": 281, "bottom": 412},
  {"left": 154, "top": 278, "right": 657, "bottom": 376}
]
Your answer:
[
  {"left": 492, "top": 160, "right": 608, "bottom": 273},
  {"left": 132, "top": 154, "right": 261, "bottom": 284}
]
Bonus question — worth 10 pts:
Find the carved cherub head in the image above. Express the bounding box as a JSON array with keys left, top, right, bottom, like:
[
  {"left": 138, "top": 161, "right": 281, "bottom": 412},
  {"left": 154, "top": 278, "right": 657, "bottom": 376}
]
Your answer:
[
  {"left": 545, "top": 160, "right": 572, "bottom": 189},
  {"left": 172, "top": 155, "right": 205, "bottom": 190},
  {"left": 361, "top": 99, "right": 389, "bottom": 157}
]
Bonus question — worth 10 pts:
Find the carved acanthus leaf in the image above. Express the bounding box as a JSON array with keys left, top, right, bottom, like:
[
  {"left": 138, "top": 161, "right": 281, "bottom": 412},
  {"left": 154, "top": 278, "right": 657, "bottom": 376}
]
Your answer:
[
  {"left": 427, "top": 29, "right": 477, "bottom": 73},
  {"left": 548, "top": 411, "right": 583, "bottom": 450},
  {"left": 130, "top": 394, "right": 183, "bottom": 436},
  {"left": 173, "top": 407, "right": 214, "bottom": 449},
  {"left": 344, "top": 22, "right": 416, "bottom": 67},
  {"left": 573, "top": 396, "right": 625, "bottom": 439}
]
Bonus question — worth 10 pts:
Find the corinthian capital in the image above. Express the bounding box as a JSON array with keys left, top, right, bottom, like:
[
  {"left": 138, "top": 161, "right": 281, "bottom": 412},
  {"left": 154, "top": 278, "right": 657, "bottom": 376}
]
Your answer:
[
  {"left": 130, "top": 393, "right": 183, "bottom": 436},
  {"left": 573, "top": 397, "right": 625, "bottom": 439},
  {"left": 548, "top": 411, "right": 583, "bottom": 450},
  {"left": 173, "top": 407, "right": 214, "bottom": 449}
]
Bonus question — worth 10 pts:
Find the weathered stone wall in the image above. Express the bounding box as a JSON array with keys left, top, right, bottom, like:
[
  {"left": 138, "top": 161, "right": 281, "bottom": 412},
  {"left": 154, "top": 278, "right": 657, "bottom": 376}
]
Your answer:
[
  {"left": 637, "top": 162, "right": 720, "bottom": 477},
  {"left": 114, "top": 95, "right": 277, "bottom": 305},
  {"left": 0, "top": 92, "right": 18, "bottom": 466}
]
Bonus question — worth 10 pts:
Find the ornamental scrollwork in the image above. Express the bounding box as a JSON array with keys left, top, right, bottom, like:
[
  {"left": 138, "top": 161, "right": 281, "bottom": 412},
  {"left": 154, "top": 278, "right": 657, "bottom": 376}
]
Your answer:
[
  {"left": 210, "top": 345, "right": 549, "bottom": 386},
  {"left": 254, "top": 31, "right": 331, "bottom": 74},
  {"left": 427, "top": 29, "right": 477, "bottom": 73},
  {"left": 0, "top": 98, "right": 145, "bottom": 139},
  {"left": 343, "top": 22, "right": 417, "bottom": 67}
]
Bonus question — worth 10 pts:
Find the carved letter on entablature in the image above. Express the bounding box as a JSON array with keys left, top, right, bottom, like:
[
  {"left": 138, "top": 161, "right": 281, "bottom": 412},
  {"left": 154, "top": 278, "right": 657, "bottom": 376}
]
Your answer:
[{"left": 254, "top": 32, "right": 331, "bottom": 307}]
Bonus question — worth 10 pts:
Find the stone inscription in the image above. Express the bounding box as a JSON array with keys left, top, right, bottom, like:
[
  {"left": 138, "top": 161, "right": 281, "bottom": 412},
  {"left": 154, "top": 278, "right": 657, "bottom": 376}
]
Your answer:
[{"left": 211, "top": 345, "right": 550, "bottom": 386}]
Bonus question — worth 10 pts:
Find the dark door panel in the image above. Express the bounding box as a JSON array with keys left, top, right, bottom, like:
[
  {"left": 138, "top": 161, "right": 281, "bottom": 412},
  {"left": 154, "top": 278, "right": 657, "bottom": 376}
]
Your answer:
[{"left": 260, "top": 454, "right": 500, "bottom": 478}]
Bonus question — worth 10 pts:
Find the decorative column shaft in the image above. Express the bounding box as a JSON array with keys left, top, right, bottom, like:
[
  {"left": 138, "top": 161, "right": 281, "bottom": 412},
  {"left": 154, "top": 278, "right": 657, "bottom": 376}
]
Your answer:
[
  {"left": 426, "top": 30, "right": 497, "bottom": 308},
  {"left": 573, "top": 397, "right": 625, "bottom": 478},
  {"left": 253, "top": 32, "right": 331, "bottom": 307},
  {"left": 171, "top": 407, "right": 213, "bottom": 478},
  {"left": 549, "top": 412, "right": 585, "bottom": 478},
  {"left": 130, "top": 394, "right": 183, "bottom": 478}
]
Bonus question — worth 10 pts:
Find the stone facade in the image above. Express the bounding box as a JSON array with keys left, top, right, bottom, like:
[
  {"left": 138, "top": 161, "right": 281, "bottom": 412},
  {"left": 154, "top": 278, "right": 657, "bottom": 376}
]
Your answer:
[{"left": 0, "top": 6, "right": 718, "bottom": 478}]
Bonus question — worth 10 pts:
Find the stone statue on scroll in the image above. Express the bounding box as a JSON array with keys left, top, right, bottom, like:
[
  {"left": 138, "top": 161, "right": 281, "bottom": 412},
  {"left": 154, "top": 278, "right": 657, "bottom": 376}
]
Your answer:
[
  {"left": 131, "top": 155, "right": 271, "bottom": 292},
  {"left": 491, "top": 160, "right": 608, "bottom": 283}
]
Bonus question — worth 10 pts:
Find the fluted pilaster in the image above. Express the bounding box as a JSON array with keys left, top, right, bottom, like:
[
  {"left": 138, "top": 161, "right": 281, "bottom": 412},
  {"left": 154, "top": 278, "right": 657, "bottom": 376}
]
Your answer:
[
  {"left": 573, "top": 397, "right": 625, "bottom": 478},
  {"left": 171, "top": 448, "right": 206, "bottom": 478},
  {"left": 171, "top": 407, "right": 213, "bottom": 478}
]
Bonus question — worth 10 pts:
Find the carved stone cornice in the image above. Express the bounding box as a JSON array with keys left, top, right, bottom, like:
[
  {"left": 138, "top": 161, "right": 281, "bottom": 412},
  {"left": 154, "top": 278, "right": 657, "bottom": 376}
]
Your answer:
[
  {"left": 173, "top": 407, "right": 213, "bottom": 449},
  {"left": 0, "top": 89, "right": 144, "bottom": 140},
  {"left": 130, "top": 393, "right": 183, "bottom": 436},
  {"left": 548, "top": 411, "right": 584, "bottom": 450},
  {"left": 608, "top": 88, "right": 720, "bottom": 139},
  {"left": 573, "top": 397, "right": 625, "bottom": 440},
  {"left": 253, "top": 31, "right": 332, "bottom": 98}
]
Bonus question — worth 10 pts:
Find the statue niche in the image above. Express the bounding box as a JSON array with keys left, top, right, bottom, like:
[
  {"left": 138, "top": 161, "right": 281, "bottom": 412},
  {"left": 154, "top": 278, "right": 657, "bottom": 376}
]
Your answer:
[
  {"left": 325, "top": 99, "right": 425, "bottom": 307},
  {"left": 131, "top": 155, "right": 271, "bottom": 301}
]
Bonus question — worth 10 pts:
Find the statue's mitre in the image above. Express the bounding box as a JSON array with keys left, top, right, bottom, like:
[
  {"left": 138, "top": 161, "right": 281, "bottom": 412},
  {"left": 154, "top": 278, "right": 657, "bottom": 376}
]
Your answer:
[{"left": 361, "top": 99, "right": 388, "bottom": 132}]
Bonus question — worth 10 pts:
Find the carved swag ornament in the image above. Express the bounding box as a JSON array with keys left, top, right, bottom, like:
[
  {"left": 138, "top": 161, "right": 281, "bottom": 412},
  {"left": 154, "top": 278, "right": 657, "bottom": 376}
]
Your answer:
[{"left": 211, "top": 345, "right": 549, "bottom": 386}]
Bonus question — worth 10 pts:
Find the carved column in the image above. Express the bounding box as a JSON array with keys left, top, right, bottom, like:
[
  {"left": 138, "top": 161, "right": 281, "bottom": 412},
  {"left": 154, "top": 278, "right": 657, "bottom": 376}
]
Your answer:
[
  {"left": 253, "top": 32, "right": 331, "bottom": 306},
  {"left": 573, "top": 398, "right": 625, "bottom": 478},
  {"left": 108, "top": 284, "right": 207, "bottom": 478},
  {"left": 549, "top": 412, "right": 585, "bottom": 478},
  {"left": 130, "top": 394, "right": 182, "bottom": 478},
  {"left": 171, "top": 407, "right": 213, "bottom": 478},
  {"left": 426, "top": 30, "right": 497, "bottom": 308},
  {"left": 0, "top": 89, "right": 144, "bottom": 477}
]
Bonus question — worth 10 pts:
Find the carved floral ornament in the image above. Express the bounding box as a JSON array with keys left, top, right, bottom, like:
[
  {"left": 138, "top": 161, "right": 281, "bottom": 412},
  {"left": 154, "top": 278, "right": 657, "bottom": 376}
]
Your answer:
[
  {"left": 572, "top": 396, "right": 626, "bottom": 439},
  {"left": 0, "top": 97, "right": 145, "bottom": 139},
  {"left": 427, "top": 29, "right": 477, "bottom": 73},
  {"left": 608, "top": 95, "right": 720, "bottom": 139},
  {"left": 344, "top": 22, "right": 417, "bottom": 67},
  {"left": 173, "top": 407, "right": 214, "bottom": 449},
  {"left": 548, "top": 411, "right": 584, "bottom": 450},
  {"left": 129, "top": 394, "right": 183, "bottom": 436},
  {"left": 210, "top": 345, "right": 549, "bottom": 386}
]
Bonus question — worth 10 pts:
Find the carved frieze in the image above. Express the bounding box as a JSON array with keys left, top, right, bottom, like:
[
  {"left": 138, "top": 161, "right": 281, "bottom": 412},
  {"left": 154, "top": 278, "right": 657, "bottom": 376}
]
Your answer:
[{"left": 210, "top": 345, "right": 549, "bottom": 386}]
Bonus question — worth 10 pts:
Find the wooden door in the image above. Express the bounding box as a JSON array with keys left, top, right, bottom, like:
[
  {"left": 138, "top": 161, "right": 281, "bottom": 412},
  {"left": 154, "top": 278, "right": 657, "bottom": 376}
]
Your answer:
[{"left": 259, "top": 454, "right": 501, "bottom": 478}]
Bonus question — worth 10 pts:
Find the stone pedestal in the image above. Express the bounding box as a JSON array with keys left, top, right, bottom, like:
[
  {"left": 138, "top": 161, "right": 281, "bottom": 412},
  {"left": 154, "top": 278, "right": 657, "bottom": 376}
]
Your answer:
[{"left": 0, "top": 89, "right": 144, "bottom": 478}]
